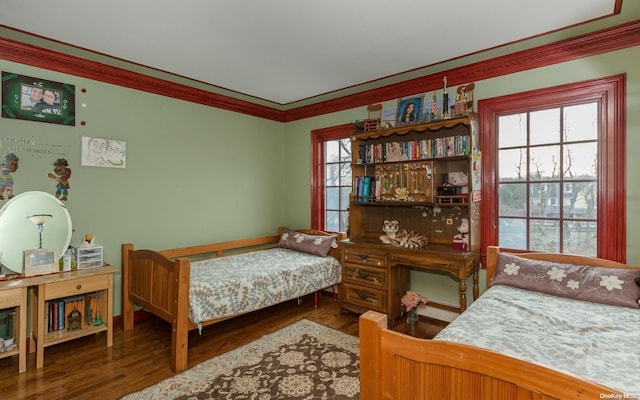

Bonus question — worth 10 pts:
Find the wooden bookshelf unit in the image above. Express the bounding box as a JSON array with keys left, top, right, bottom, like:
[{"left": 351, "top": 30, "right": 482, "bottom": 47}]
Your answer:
[
  {"left": 342, "top": 114, "right": 481, "bottom": 322},
  {"left": 29, "top": 266, "right": 116, "bottom": 369}
]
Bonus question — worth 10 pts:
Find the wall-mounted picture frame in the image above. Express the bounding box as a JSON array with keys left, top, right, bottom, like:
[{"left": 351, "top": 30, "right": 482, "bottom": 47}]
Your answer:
[
  {"left": 81, "top": 136, "right": 127, "bottom": 168},
  {"left": 396, "top": 95, "right": 424, "bottom": 126},
  {"left": 24, "top": 247, "right": 59, "bottom": 277},
  {"left": 1, "top": 72, "right": 76, "bottom": 126}
]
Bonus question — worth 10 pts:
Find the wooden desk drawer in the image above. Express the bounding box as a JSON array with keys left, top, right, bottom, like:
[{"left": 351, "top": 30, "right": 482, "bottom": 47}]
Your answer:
[
  {"left": 0, "top": 287, "right": 23, "bottom": 308},
  {"left": 342, "top": 283, "right": 386, "bottom": 313},
  {"left": 343, "top": 247, "right": 387, "bottom": 268},
  {"left": 390, "top": 252, "right": 463, "bottom": 274},
  {"left": 45, "top": 275, "right": 109, "bottom": 300},
  {"left": 343, "top": 263, "right": 387, "bottom": 290}
]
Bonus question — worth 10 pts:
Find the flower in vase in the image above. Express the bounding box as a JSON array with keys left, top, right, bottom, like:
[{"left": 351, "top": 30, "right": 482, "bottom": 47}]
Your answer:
[{"left": 401, "top": 290, "right": 429, "bottom": 313}]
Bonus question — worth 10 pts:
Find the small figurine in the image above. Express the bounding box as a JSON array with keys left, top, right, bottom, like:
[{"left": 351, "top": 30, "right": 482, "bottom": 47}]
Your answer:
[
  {"left": 453, "top": 217, "right": 470, "bottom": 250},
  {"left": 0, "top": 153, "right": 19, "bottom": 200},
  {"left": 48, "top": 158, "right": 71, "bottom": 201},
  {"left": 81, "top": 233, "right": 96, "bottom": 248},
  {"left": 454, "top": 83, "right": 475, "bottom": 116}
]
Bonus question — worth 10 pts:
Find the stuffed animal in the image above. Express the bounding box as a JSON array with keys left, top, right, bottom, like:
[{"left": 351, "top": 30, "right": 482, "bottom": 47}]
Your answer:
[
  {"left": 453, "top": 218, "right": 470, "bottom": 250},
  {"left": 379, "top": 219, "right": 427, "bottom": 248}
]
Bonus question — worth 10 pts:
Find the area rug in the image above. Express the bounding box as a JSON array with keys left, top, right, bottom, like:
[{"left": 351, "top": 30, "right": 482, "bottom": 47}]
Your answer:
[{"left": 120, "top": 319, "right": 360, "bottom": 399}]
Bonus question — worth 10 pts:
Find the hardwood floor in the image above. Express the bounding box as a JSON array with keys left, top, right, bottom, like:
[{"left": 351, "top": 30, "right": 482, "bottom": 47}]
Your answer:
[{"left": 0, "top": 293, "right": 448, "bottom": 400}]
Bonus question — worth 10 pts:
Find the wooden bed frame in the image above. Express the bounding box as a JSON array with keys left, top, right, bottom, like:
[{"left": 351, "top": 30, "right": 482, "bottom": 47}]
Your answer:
[
  {"left": 359, "top": 246, "right": 635, "bottom": 399},
  {"left": 122, "top": 227, "right": 346, "bottom": 372}
]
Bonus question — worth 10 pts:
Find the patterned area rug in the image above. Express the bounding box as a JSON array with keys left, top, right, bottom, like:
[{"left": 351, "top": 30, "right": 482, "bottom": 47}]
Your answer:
[{"left": 120, "top": 319, "right": 360, "bottom": 399}]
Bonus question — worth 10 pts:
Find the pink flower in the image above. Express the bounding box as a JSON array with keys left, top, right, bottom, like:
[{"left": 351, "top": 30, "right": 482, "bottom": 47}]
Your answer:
[{"left": 401, "top": 291, "right": 429, "bottom": 312}]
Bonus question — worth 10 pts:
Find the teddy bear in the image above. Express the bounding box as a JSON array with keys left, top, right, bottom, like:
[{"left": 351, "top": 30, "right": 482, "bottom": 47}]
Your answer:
[{"left": 453, "top": 217, "right": 470, "bottom": 250}]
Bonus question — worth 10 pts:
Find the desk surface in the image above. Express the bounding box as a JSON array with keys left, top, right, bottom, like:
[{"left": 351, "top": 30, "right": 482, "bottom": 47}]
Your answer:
[{"left": 0, "top": 265, "right": 117, "bottom": 290}]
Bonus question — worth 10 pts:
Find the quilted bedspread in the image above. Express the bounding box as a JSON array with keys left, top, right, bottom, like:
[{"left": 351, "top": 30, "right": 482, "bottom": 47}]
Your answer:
[
  {"left": 434, "top": 285, "right": 640, "bottom": 394},
  {"left": 187, "top": 247, "right": 342, "bottom": 330}
]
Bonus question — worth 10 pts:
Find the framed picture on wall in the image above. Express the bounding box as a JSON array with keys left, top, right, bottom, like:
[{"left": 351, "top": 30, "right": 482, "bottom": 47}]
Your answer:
[
  {"left": 81, "top": 136, "right": 127, "bottom": 168},
  {"left": 1, "top": 72, "right": 76, "bottom": 126}
]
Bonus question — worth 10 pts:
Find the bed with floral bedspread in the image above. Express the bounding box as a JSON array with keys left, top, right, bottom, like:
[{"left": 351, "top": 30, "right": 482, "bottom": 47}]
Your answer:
[
  {"left": 359, "top": 246, "right": 640, "bottom": 399},
  {"left": 122, "top": 227, "right": 345, "bottom": 373},
  {"left": 188, "top": 247, "right": 341, "bottom": 331}
]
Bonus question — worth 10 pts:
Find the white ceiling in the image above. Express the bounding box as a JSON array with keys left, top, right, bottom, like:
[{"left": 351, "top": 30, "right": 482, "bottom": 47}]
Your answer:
[{"left": 0, "top": 0, "right": 616, "bottom": 105}]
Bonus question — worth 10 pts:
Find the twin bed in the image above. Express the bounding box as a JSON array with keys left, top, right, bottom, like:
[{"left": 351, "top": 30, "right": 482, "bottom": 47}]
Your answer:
[
  {"left": 122, "top": 227, "right": 345, "bottom": 372},
  {"left": 360, "top": 246, "right": 640, "bottom": 399}
]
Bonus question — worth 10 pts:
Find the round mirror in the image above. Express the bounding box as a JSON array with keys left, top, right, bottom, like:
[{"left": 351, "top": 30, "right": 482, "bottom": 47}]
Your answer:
[{"left": 0, "top": 191, "right": 73, "bottom": 274}]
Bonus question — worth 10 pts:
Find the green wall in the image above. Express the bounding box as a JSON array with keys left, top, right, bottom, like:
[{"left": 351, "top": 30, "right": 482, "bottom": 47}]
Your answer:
[
  {"left": 2, "top": 46, "right": 639, "bottom": 315},
  {"left": 285, "top": 46, "right": 640, "bottom": 306},
  {"left": 0, "top": 60, "right": 288, "bottom": 314}
]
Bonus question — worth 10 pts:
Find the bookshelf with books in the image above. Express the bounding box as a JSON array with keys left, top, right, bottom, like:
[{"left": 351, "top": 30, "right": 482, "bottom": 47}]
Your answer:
[
  {"left": 342, "top": 114, "right": 481, "bottom": 321},
  {"left": 30, "top": 266, "right": 116, "bottom": 369}
]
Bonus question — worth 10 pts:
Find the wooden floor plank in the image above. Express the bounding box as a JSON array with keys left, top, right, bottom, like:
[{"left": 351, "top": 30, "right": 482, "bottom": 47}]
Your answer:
[{"left": 0, "top": 293, "right": 447, "bottom": 400}]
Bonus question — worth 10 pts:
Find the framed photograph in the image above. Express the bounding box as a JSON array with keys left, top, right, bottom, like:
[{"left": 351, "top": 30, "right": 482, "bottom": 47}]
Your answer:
[
  {"left": 396, "top": 95, "right": 424, "bottom": 125},
  {"left": 81, "top": 136, "right": 127, "bottom": 168},
  {"left": 1, "top": 72, "right": 76, "bottom": 126},
  {"left": 24, "top": 248, "right": 59, "bottom": 277}
]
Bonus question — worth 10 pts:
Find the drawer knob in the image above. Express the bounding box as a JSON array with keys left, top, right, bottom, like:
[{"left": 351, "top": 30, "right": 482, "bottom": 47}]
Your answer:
[
  {"left": 358, "top": 254, "right": 369, "bottom": 261},
  {"left": 76, "top": 284, "right": 82, "bottom": 290}
]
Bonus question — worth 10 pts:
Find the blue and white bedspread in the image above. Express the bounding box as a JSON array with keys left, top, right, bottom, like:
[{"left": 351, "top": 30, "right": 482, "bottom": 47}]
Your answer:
[
  {"left": 187, "top": 247, "right": 341, "bottom": 330},
  {"left": 434, "top": 285, "right": 640, "bottom": 394}
]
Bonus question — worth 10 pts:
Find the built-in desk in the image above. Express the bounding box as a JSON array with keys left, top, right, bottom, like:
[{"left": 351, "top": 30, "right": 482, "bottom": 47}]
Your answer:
[{"left": 340, "top": 239, "right": 479, "bottom": 322}]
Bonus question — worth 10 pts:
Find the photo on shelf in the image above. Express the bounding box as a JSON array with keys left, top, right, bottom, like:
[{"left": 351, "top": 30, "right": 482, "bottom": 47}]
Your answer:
[{"left": 396, "top": 95, "right": 424, "bottom": 125}]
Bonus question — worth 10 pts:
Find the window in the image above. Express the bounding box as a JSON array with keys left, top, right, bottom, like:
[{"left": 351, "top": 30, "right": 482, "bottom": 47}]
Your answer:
[
  {"left": 311, "top": 124, "right": 352, "bottom": 232},
  {"left": 480, "top": 75, "right": 626, "bottom": 262},
  {"left": 497, "top": 104, "right": 598, "bottom": 254}
]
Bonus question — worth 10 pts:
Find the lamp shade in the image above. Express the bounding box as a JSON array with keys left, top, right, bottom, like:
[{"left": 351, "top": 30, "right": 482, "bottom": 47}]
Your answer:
[{"left": 27, "top": 214, "right": 53, "bottom": 225}]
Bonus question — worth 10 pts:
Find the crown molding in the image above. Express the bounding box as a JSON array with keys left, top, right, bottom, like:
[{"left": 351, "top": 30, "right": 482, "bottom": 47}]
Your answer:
[
  {"left": 2, "top": 19, "right": 639, "bottom": 123},
  {"left": 285, "top": 19, "right": 640, "bottom": 121}
]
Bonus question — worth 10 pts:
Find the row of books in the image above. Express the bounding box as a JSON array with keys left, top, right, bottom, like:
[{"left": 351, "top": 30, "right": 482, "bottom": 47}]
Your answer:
[
  {"left": 357, "top": 136, "right": 470, "bottom": 163},
  {"left": 353, "top": 176, "right": 377, "bottom": 203},
  {"left": 45, "top": 292, "right": 104, "bottom": 333}
]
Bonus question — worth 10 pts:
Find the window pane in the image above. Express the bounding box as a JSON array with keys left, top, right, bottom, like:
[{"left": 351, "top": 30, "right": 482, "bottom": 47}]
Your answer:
[
  {"left": 325, "top": 210, "right": 339, "bottom": 232},
  {"left": 498, "top": 218, "right": 526, "bottom": 249},
  {"left": 529, "top": 182, "right": 560, "bottom": 218},
  {"left": 563, "top": 142, "right": 597, "bottom": 179},
  {"left": 340, "top": 187, "right": 351, "bottom": 209},
  {"left": 325, "top": 187, "right": 339, "bottom": 209},
  {"left": 340, "top": 211, "right": 350, "bottom": 232},
  {"left": 325, "top": 141, "right": 339, "bottom": 163},
  {"left": 339, "top": 138, "right": 352, "bottom": 162},
  {"left": 564, "top": 103, "right": 598, "bottom": 142},
  {"left": 530, "top": 221, "right": 560, "bottom": 252},
  {"left": 499, "top": 183, "right": 526, "bottom": 217},
  {"left": 325, "top": 164, "right": 340, "bottom": 186},
  {"left": 562, "top": 182, "right": 597, "bottom": 219},
  {"left": 530, "top": 108, "right": 560, "bottom": 145},
  {"left": 563, "top": 221, "right": 597, "bottom": 257},
  {"left": 499, "top": 148, "right": 527, "bottom": 181},
  {"left": 529, "top": 145, "right": 560, "bottom": 180},
  {"left": 340, "top": 162, "right": 352, "bottom": 185},
  {"left": 498, "top": 113, "right": 527, "bottom": 148}
]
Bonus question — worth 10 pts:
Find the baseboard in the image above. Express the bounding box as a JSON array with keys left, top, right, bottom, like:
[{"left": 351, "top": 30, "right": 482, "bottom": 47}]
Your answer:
[{"left": 417, "top": 301, "right": 459, "bottom": 323}]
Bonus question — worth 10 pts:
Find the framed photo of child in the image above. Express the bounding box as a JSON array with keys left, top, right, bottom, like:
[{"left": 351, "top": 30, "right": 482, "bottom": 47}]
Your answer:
[{"left": 396, "top": 95, "right": 424, "bottom": 126}]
